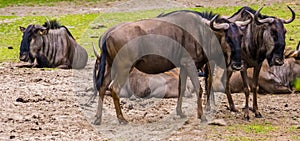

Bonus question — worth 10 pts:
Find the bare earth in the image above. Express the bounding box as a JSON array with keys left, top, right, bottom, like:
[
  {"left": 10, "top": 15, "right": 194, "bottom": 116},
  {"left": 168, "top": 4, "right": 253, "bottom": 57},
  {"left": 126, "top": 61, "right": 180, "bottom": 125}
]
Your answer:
[{"left": 1, "top": 0, "right": 300, "bottom": 140}]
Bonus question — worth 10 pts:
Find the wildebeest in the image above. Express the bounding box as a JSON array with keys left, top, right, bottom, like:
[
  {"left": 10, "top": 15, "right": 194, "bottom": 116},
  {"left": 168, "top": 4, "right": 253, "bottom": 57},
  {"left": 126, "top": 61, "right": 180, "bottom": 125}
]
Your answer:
[
  {"left": 214, "top": 43, "right": 300, "bottom": 94},
  {"left": 92, "top": 10, "right": 252, "bottom": 125},
  {"left": 19, "top": 20, "right": 88, "bottom": 69},
  {"left": 107, "top": 68, "right": 196, "bottom": 98},
  {"left": 224, "top": 6, "right": 295, "bottom": 120}
]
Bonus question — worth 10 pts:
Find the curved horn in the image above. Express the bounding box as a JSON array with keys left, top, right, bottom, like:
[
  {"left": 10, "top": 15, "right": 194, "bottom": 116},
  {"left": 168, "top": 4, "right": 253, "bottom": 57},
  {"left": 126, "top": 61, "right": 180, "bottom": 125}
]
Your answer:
[
  {"left": 92, "top": 42, "right": 100, "bottom": 59},
  {"left": 282, "top": 6, "right": 295, "bottom": 24},
  {"left": 44, "top": 17, "right": 51, "bottom": 28},
  {"left": 235, "top": 10, "right": 253, "bottom": 26},
  {"left": 254, "top": 7, "right": 274, "bottom": 25},
  {"left": 210, "top": 15, "right": 229, "bottom": 31}
]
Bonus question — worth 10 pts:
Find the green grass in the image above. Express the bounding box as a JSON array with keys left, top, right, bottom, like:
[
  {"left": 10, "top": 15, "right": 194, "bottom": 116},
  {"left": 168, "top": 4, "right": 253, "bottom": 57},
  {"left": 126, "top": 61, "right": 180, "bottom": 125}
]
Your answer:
[
  {"left": 0, "top": 3, "right": 299, "bottom": 62},
  {"left": 0, "top": 0, "right": 118, "bottom": 8},
  {"left": 242, "top": 124, "right": 277, "bottom": 134}
]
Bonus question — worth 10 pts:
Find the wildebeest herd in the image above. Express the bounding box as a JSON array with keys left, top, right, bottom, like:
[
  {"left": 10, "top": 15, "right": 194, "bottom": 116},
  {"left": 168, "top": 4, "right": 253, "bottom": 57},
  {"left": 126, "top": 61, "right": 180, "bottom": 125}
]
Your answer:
[{"left": 18, "top": 6, "right": 296, "bottom": 125}]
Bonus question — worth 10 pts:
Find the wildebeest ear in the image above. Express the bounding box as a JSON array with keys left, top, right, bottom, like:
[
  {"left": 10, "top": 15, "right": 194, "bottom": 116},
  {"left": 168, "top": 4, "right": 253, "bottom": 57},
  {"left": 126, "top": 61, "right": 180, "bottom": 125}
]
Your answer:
[
  {"left": 38, "top": 28, "right": 49, "bottom": 35},
  {"left": 19, "top": 26, "right": 26, "bottom": 32}
]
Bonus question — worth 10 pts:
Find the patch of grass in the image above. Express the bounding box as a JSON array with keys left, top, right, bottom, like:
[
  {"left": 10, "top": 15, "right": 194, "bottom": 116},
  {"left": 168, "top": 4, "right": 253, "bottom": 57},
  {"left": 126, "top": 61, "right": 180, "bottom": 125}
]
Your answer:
[
  {"left": 226, "top": 136, "right": 256, "bottom": 141},
  {"left": 242, "top": 124, "right": 277, "bottom": 134},
  {"left": 0, "top": 3, "right": 299, "bottom": 62},
  {"left": 0, "top": 0, "right": 119, "bottom": 8}
]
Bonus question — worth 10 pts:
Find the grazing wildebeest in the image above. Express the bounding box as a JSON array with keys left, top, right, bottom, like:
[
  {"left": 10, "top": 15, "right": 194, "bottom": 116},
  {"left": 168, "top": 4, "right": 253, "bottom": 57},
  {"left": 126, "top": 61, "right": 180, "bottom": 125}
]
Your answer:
[
  {"left": 19, "top": 20, "right": 88, "bottom": 69},
  {"left": 92, "top": 10, "right": 250, "bottom": 125},
  {"left": 216, "top": 43, "right": 300, "bottom": 94},
  {"left": 225, "top": 6, "right": 295, "bottom": 120}
]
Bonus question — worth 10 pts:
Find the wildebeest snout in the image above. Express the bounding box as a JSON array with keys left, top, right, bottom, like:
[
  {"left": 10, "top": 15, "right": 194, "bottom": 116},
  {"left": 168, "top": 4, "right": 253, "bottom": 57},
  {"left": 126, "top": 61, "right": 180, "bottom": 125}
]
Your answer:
[
  {"left": 19, "top": 53, "right": 29, "bottom": 62},
  {"left": 274, "top": 57, "right": 284, "bottom": 66},
  {"left": 231, "top": 62, "right": 243, "bottom": 71}
]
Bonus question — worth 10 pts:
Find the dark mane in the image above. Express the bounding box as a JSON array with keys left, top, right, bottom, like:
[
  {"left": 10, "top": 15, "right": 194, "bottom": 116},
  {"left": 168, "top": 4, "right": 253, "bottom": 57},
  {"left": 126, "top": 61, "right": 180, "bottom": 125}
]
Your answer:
[
  {"left": 43, "top": 19, "right": 75, "bottom": 40},
  {"left": 228, "top": 6, "right": 275, "bottom": 19},
  {"left": 157, "top": 10, "right": 231, "bottom": 23},
  {"left": 43, "top": 19, "right": 61, "bottom": 29}
]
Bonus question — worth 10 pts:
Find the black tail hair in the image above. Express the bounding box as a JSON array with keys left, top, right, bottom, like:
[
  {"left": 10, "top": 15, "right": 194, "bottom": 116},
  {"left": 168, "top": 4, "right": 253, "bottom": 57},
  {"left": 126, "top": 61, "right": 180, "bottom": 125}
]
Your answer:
[{"left": 96, "top": 40, "right": 107, "bottom": 90}]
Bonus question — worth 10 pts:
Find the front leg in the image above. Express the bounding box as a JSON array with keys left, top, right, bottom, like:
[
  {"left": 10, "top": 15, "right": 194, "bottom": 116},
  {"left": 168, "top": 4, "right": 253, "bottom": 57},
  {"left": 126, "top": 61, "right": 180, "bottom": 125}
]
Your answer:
[
  {"left": 252, "top": 65, "right": 263, "bottom": 118},
  {"left": 225, "top": 70, "right": 239, "bottom": 112},
  {"left": 240, "top": 70, "right": 251, "bottom": 121}
]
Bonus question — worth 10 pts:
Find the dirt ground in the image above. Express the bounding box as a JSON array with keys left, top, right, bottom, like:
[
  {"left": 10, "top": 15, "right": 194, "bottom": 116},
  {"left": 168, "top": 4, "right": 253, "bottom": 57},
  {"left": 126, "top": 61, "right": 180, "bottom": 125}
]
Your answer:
[{"left": 1, "top": 0, "right": 300, "bottom": 140}]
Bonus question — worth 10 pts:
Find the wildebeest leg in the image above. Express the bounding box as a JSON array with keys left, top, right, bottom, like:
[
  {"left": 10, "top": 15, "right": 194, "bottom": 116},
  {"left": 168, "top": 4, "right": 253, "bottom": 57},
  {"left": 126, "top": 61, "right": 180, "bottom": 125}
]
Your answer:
[
  {"left": 94, "top": 69, "right": 112, "bottom": 125},
  {"left": 251, "top": 65, "right": 263, "bottom": 118},
  {"left": 110, "top": 86, "right": 128, "bottom": 124},
  {"left": 240, "top": 70, "right": 250, "bottom": 121},
  {"left": 225, "top": 70, "right": 239, "bottom": 112},
  {"left": 205, "top": 64, "right": 213, "bottom": 111},
  {"left": 182, "top": 61, "right": 203, "bottom": 120},
  {"left": 176, "top": 68, "right": 187, "bottom": 118}
]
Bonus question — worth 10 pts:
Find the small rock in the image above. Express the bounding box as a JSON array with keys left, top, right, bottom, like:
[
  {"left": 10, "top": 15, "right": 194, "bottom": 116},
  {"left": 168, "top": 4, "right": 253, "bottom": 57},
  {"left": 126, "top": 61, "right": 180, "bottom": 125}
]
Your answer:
[
  {"left": 9, "top": 135, "right": 15, "bottom": 139},
  {"left": 90, "top": 35, "right": 99, "bottom": 38},
  {"left": 195, "top": 4, "right": 203, "bottom": 7},
  {"left": 128, "top": 104, "right": 134, "bottom": 110},
  {"left": 16, "top": 97, "right": 27, "bottom": 103},
  {"left": 284, "top": 104, "right": 288, "bottom": 107},
  {"left": 208, "top": 119, "right": 227, "bottom": 126}
]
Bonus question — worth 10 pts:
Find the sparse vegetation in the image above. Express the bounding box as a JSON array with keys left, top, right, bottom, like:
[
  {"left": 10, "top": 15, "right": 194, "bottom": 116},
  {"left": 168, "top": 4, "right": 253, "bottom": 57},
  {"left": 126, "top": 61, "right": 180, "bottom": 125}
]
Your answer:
[{"left": 1, "top": 3, "right": 299, "bottom": 62}]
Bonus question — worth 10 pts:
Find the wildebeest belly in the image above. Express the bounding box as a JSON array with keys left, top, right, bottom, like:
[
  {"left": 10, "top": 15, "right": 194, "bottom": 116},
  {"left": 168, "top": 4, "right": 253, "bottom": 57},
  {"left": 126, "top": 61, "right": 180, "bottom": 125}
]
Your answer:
[{"left": 134, "top": 55, "right": 176, "bottom": 74}]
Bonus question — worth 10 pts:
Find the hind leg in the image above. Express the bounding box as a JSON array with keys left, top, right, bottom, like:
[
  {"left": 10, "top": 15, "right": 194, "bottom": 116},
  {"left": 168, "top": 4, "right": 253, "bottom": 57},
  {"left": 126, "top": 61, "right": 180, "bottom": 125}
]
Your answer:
[
  {"left": 183, "top": 61, "right": 203, "bottom": 120},
  {"left": 94, "top": 69, "right": 112, "bottom": 125},
  {"left": 110, "top": 85, "right": 128, "bottom": 124},
  {"left": 176, "top": 68, "right": 187, "bottom": 118}
]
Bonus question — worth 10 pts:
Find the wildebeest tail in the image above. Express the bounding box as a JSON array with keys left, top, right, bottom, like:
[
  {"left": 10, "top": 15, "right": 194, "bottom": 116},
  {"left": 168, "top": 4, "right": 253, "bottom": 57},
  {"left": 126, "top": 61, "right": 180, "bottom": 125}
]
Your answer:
[{"left": 96, "top": 40, "right": 107, "bottom": 90}]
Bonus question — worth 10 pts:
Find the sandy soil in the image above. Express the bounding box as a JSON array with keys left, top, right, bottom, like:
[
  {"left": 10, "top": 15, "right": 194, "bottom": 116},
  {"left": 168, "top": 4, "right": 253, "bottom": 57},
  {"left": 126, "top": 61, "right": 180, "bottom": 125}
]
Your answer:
[
  {"left": 1, "top": 0, "right": 300, "bottom": 140},
  {"left": 1, "top": 60, "right": 300, "bottom": 140}
]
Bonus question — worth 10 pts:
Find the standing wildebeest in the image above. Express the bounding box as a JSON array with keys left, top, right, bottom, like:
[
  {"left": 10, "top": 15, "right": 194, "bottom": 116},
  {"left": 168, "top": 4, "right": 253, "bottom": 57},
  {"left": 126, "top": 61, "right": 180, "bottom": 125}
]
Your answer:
[
  {"left": 217, "top": 43, "right": 300, "bottom": 94},
  {"left": 93, "top": 10, "right": 251, "bottom": 125},
  {"left": 224, "top": 6, "right": 295, "bottom": 120},
  {"left": 19, "top": 20, "right": 88, "bottom": 69}
]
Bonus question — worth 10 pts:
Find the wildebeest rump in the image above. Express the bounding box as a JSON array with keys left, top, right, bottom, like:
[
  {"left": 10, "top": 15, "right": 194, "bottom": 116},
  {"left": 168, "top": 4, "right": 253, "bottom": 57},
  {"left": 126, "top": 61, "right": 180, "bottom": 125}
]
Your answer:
[
  {"left": 225, "top": 6, "right": 295, "bottom": 120},
  {"left": 19, "top": 20, "right": 88, "bottom": 69},
  {"left": 92, "top": 11, "right": 241, "bottom": 125}
]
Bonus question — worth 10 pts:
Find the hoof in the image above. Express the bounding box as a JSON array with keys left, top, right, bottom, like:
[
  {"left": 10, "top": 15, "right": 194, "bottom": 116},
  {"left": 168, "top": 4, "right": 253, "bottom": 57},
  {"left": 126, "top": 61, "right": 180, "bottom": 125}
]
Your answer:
[
  {"left": 255, "top": 113, "right": 264, "bottom": 118},
  {"left": 244, "top": 115, "right": 250, "bottom": 121},
  {"left": 200, "top": 116, "right": 208, "bottom": 123},
  {"left": 93, "top": 119, "right": 101, "bottom": 125},
  {"left": 119, "top": 119, "right": 129, "bottom": 125},
  {"left": 180, "top": 114, "right": 187, "bottom": 118},
  {"left": 205, "top": 106, "right": 211, "bottom": 112},
  {"left": 177, "top": 113, "right": 187, "bottom": 118},
  {"left": 228, "top": 106, "right": 239, "bottom": 113}
]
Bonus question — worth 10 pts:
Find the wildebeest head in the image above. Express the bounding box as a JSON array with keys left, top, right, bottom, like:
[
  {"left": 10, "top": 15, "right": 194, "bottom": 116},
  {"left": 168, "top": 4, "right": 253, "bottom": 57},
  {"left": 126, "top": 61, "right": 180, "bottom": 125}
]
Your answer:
[
  {"left": 254, "top": 6, "right": 295, "bottom": 66},
  {"left": 285, "top": 41, "right": 300, "bottom": 60},
  {"left": 19, "top": 24, "right": 49, "bottom": 63},
  {"left": 210, "top": 15, "right": 252, "bottom": 71}
]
